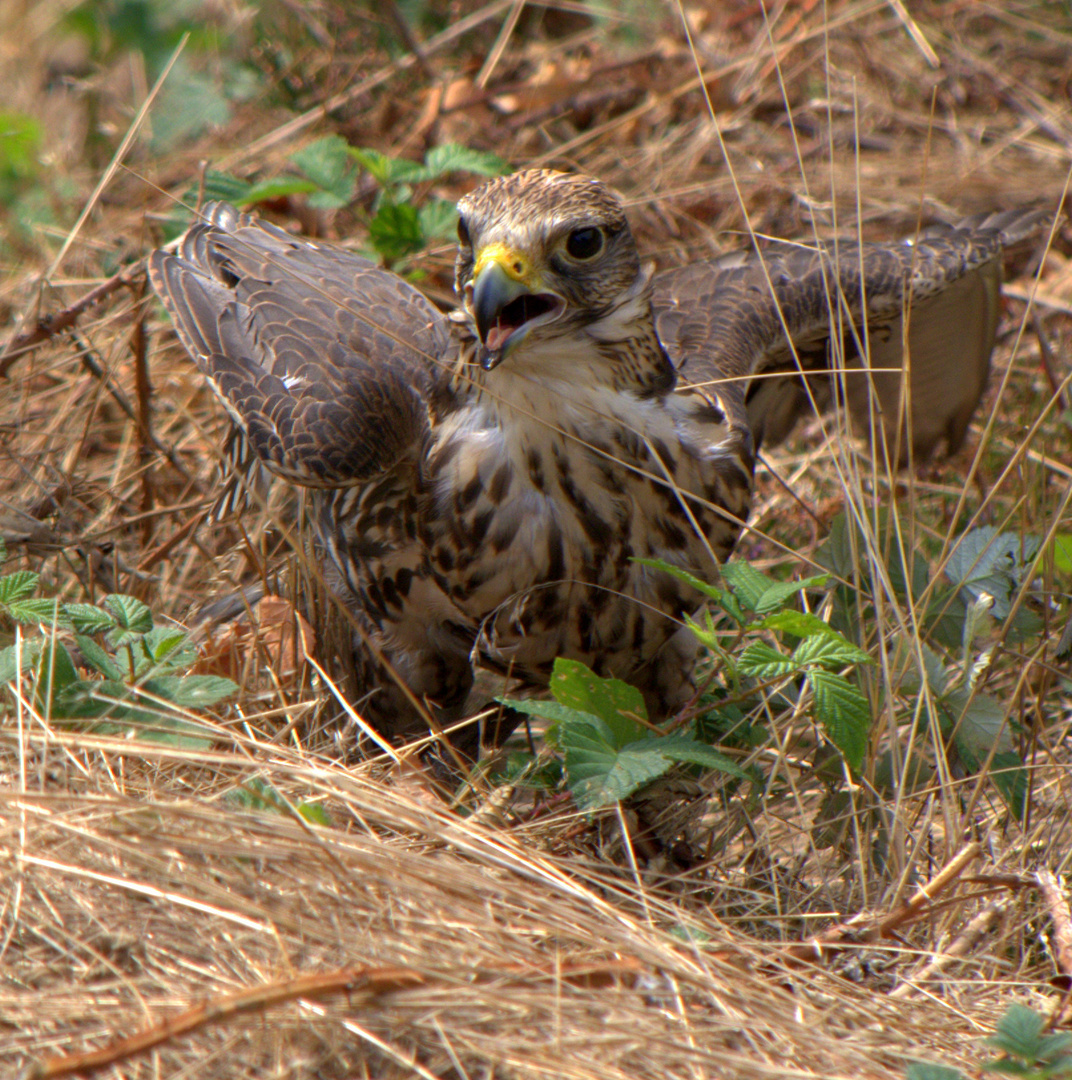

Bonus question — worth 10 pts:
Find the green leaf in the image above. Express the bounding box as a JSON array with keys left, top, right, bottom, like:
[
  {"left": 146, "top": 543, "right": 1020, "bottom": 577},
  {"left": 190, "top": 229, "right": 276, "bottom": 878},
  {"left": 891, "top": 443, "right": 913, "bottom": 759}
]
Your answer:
[
  {"left": 945, "top": 690, "right": 1026, "bottom": 818},
  {"left": 420, "top": 143, "right": 510, "bottom": 180},
  {"left": 496, "top": 696, "right": 600, "bottom": 729},
  {"left": 550, "top": 657, "right": 648, "bottom": 741},
  {"left": 560, "top": 717, "right": 674, "bottom": 809},
  {"left": 720, "top": 560, "right": 774, "bottom": 612},
  {"left": 946, "top": 527, "right": 1041, "bottom": 620},
  {"left": 74, "top": 633, "right": 124, "bottom": 680},
  {"left": 102, "top": 594, "right": 154, "bottom": 637},
  {"left": 753, "top": 574, "right": 830, "bottom": 614},
  {"left": 368, "top": 201, "right": 424, "bottom": 263},
  {"left": 906, "top": 1063, "right": 966, "bottom": 1080},
  {"left": 34, "top": 641, "right": 81, "bottom": 716},
  {"left": 142, "top": 625, "right": 197, "bottom": 669},
  {"left": 418, "top": 198, "right": 459, "bottom": 241},
  {"left": 6, "top": 597, "right": 65, "bottom": 625},
  {"left": 632, "top": 556, "right": 727, "bottom": 603},
  {"left": 240, "top": 177, "right": 318, "bottom": 205},
  {"left": 807, "top": 669, "right": 870, "bottom": 771},
  {"left": 0, "top": 570, "right": 39, "bottom": 605},
  {"left": 290, "top": 135, "right": 356, "bottom": 207},
  {"left": 0, "top": 639, "right": 41, "bottom": 684},
  {"left": 297, "top": 802, "right": 332, "bottom": 827},
  {"left": 188, "top": 169, "right": 255, "bottom": 206},
  {"left": 983, "top": 1004, "right": 1050, "bottom": 1062},
  {"left": 757, "top": 610, "right": 837, "bottom": 638},
  {"left": 792, "top": 633, "right": 873, "bottom": 670},
  {"left": 345, "top": 146, "right": 394, "bottom": 185},
  {"left": 646, "top": 735, "right": 749, "bottom": 779},
  {"left": 737, "top": 642, "right": 799, "bottom": 678},
  {"left": 1051, "top": 533, "right": 1072, "bottom": 576},
  {"left": 65, "top": 603, "right": 117, "bottom": 635},
  {"left": 888, "top": 634, "right": 949, "bottom": 696},
  {"left": 139, "top": 675, "right": 238, "bottom": 708}
]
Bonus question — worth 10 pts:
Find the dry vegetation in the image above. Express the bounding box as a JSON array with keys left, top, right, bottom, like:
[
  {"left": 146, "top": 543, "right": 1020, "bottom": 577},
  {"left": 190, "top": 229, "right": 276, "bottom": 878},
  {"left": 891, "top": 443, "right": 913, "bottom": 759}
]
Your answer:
[{"left": 1, "top": 1, "right": 1071, "bottom": 1077}]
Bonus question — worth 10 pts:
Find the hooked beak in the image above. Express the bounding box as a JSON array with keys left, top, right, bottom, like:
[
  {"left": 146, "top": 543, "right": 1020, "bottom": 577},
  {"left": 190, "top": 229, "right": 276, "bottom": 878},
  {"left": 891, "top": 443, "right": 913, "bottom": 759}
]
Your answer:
[{"left": 466, "top": 247, "right": 565, "bottom": 370}]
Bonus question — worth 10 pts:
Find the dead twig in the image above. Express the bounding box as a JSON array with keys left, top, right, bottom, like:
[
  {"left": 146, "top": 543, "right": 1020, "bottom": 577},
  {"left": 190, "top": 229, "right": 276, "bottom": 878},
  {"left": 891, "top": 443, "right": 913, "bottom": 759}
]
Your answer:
[
  {"left": 0, "top": 262, "right": 145, "bottom": 374},
  {"left": 889, "top": 900, "right": 1007, "bottom": 999},
  {"left": 783, "top": 843, "right": 983, "bottom": 965},
  {"left": 22, "top": 959, "right": 641, "bottom": 1079}
]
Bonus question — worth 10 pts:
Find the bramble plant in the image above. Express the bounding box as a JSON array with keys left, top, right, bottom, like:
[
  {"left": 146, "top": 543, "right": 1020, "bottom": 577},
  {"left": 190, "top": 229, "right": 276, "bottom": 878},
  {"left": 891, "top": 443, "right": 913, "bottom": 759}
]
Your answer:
[
  {"left": 0, "top": 540, "right": 236, "bottom": 749},
  {"left": 907, "top": 1004, "right": 1072, "bottom": 1079},
  {"left": 168, "top": 138, "right": 509, "bottom": 266}
]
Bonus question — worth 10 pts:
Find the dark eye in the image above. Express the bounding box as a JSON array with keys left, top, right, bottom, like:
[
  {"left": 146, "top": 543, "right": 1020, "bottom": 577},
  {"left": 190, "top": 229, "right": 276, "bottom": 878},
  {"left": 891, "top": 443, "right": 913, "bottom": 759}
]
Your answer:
[
  {"left": 566, "top": 227, "right": 603, "bottom": 260},
  {"left": 457, "top": 216, "right": 470, "bottom": 247}
]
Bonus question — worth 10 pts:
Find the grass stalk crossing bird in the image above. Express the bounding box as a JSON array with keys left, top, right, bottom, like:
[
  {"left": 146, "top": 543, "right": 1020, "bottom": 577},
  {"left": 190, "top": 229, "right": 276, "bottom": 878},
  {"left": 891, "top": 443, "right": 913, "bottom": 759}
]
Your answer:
[{"left": 149, "top": 169, "right": 1046, "bottom": 751}]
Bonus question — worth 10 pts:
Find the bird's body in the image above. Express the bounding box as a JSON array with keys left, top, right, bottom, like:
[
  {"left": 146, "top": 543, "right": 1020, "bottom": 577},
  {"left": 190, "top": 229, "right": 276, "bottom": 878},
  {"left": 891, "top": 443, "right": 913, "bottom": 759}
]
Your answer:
[{"left": 150, "top": 169, "right": 1046, "bottom": 747}]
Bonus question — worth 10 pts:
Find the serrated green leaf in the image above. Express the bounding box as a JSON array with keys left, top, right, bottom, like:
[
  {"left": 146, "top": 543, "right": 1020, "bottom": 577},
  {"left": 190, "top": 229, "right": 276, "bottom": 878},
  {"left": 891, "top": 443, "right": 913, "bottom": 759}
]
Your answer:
[
  {"left": 74, "top": 633, "right": 124, "bottom": 680},
  {"left": 0, "top": 639, "right": 41, "bottom": 684},
  {"left": 239, "top": 177, "right": 318, "bottom": 205},
  {"left": 720, "top": 560, "right": 774, "bottom": 612},
  {"left": 757, "top": 610, "right": 837, "bottom": 638},
  {"left": 807, "top": 669, "right": 870, "bottom": 770},
  {"left": 560, "top": 717, "right": 676, "bottom": 809},
  {"left": 143, "top": 625, "right": 197, "bottom": 668},
  {"left": 368, "top": 201, "right": 424, "bottom": 263},
  {"left": 645, "top": 735, "right": 749, "bottom": 779},
  {"left": 346, "top": 146, "right": 393, "bottom": 185},
  {"left": 34, "top": 641, "right": 81, "bottom": 715},
  {"left": 65, "top": 603, "right": 116, "bottom": 635},
  {"left": 752, "top": 574, "right": 830, "bottom": 614},
  {"left": 906, "top": 1063, "right": 966, "bottom": 1080},
  {"left": 7, "top": 597, "right": 65, "bottom": 625},
  {"left": 418, "top": 198, "right": 459, "bottom": 241},
  {"left": 187, "top": 170, "right": 254, "bottom": 206},
  {"left": 737, "top": 641, "right": 799, "bottom": 678},
  {"left": 291, "top": 135, "right": 356, "bottom": 206},
  {"left": 421, "top": 143, "right": 510, "bottom": 179},
  {"left": 984, "top": 1004, "right": 1048, "bottom": 1061},
  {"left": 946, "top": 527, "right": 1041, "bottom": 620},
  {"left": 1051, "top": 533, "right": 1072, "bottom": 576},
  {"left": 496, "top": 696, "right": 600, "bottom": 728},
  {"left": 102, "top": 594, "right": 154, "bottom": 635},
  {"left": 632, "top": 556, "right": 726, "bottom": 603},
  {"left": 138, "top": 675, "right": 237, "bottom": 707},
  {"left": 298, "top": 802, "right": 332, "bottom": 826},
  {"left": 888, "top": 634, "right": 949, "bottom": 697},
  {"left": 550, "top": 657, "right": 648, "bottom": 742},
  {"left": 0, "top": 570, "right": 40, "bottom": 605},
  {"left": 792, "top": 633, "right": 872, "bottom": 670}
]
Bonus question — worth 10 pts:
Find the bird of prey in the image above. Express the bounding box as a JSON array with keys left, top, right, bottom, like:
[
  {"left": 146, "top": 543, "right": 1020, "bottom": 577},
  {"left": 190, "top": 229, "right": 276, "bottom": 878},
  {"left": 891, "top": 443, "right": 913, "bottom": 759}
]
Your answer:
[{"left": 149, "top": 169, "right": 1045, "bottom": 750}]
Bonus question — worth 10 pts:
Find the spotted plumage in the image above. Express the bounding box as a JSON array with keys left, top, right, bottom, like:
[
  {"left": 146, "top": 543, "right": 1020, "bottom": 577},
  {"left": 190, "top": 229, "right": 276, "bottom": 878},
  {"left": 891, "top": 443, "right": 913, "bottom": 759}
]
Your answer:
[{"left": 149, "top": 169, "right": 1046, "bottom": 749}]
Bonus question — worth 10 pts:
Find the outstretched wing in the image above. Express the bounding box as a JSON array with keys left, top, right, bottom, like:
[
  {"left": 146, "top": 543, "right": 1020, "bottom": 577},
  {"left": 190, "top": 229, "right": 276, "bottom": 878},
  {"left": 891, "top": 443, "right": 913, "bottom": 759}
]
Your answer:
[
  {"left": 654, "top": 210, "right": 1048, "bottom": 458},
  {"left": 149, "top": 202, "right": 455, "bottom": 488}
]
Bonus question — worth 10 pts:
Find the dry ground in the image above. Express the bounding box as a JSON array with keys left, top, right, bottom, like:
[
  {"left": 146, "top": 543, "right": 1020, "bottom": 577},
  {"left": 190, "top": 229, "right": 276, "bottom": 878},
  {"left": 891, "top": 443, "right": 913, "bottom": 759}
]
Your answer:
[{"left": 1, "top": 2, "right": 1071, "bottom": 1077}]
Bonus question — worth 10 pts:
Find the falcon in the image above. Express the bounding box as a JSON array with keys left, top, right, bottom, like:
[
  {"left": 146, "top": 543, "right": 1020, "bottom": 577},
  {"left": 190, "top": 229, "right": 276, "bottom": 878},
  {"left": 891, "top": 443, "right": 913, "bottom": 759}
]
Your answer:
[{"left": 149, "top": 169, "right": 1045, "bottom": 750}]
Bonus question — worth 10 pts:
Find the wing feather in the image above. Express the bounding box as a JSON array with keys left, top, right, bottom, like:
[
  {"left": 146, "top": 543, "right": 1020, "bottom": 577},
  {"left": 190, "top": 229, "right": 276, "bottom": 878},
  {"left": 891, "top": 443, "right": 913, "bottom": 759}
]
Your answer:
[
  {"left": 149, "top": 202, "right": 454, "bottom": 487},
  {"left": 654, "top": 209, "right": 1049, "bottom": 457}
]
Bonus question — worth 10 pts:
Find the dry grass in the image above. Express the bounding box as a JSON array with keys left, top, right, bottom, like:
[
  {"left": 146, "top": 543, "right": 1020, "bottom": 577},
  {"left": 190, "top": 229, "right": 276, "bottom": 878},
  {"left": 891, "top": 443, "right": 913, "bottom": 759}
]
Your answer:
[{"left": 1, "top": 2, "right": 1071, "bottom": 1077}]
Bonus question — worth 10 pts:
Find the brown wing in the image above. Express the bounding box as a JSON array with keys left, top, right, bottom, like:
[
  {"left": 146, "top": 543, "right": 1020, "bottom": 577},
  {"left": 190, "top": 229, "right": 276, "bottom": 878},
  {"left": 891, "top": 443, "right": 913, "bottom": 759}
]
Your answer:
[
  {"left": 149, "top": 202, "right": 455, "bottom": 488},
  {"left": 654, "top": 209, "right": 1049, "bottom": 458}
]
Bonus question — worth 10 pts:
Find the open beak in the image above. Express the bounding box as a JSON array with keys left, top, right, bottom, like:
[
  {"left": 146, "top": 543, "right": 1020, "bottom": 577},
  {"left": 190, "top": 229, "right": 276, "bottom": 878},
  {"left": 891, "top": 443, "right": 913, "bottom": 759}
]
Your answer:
[{"left": 465, "top": 246, "right": 565, "bottom": 370}]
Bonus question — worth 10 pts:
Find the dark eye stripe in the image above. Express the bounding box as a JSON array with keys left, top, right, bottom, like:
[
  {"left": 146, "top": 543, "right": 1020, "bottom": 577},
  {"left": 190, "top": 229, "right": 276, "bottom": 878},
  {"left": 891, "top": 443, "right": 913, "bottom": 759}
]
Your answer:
[{"left": 457, "top": 216, "right": 470, "bottom": 247}]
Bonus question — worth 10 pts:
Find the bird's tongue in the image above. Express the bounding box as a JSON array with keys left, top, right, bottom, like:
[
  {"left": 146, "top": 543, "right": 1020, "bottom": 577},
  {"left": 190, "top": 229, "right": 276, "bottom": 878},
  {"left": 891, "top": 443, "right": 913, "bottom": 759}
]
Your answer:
[{"left": 485, "top": 319, "right": 516, "bottom": 352}]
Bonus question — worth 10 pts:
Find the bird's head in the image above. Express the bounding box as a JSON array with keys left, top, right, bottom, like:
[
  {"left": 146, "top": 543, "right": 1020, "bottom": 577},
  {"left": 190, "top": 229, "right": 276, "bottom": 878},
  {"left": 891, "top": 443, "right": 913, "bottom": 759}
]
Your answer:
[{"left": 454, "top": 169, "right": 645, "bottom": 371}]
